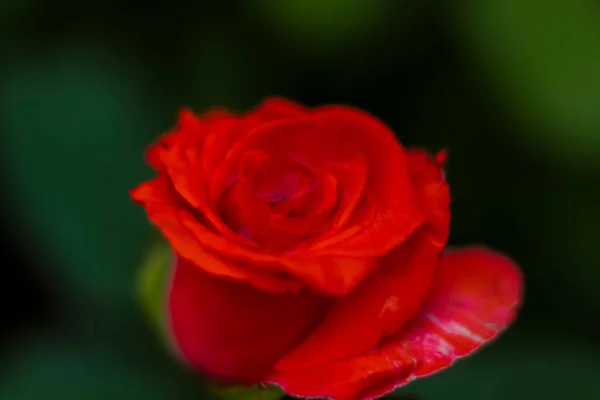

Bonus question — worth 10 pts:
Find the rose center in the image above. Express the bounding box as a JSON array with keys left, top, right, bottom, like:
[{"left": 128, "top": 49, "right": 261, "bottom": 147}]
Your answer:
[
  {"left": 218, "top": 150, "right": 333, "bottom": 250},
  {"left": 252, "top": 162, "right": 315, "bottom": 218}
]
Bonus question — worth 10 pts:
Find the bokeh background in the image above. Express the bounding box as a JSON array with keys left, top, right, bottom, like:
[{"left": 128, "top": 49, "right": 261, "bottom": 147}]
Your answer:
[{"left": 2, "top": 0, "right": 600, "bottom": 399}]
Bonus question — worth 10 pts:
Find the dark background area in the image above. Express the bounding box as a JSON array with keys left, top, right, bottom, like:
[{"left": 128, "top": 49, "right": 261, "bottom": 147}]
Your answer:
[{"left": 1, "top": 1, "right": 600, "bottom": 399}]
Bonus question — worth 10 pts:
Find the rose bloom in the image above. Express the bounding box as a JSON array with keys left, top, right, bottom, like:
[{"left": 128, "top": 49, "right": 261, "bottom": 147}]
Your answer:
[{"left": 131, "top": 98, "right": 522, "bottom": 400}]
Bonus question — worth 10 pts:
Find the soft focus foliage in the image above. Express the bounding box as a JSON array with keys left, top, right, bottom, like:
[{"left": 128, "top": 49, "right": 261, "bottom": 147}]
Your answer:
[
  {"left": 1, "top": 1, "right": 599, "bottom": 399},
  {"left": 138, "top": 239, "right": 171, "bottom": 336},
  {"left": 455, "top": 0, "right": 600, "bottom": 163}
]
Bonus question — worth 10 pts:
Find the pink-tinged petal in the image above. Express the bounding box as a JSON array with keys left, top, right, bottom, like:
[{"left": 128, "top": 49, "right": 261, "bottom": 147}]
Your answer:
[
  {"left": 169, "top": 257, "right": 331, "bottom": 384},
  {"left": 405, "top": 246, "right": 523, "bottom": 377},
  {"left": 274, "top": 228, "right": 441, "bottom": 371},
  {"left": 268, "top": 247, "right": 523, "bottom": 400}
]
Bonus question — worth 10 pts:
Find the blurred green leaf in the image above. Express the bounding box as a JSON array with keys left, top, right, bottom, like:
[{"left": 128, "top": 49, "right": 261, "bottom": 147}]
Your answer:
[
  {"left": 0, "top": 336, "right": 210, "bottom": 400},
  {"left": 0, "top": 0, "right": 36, "bottom": 28},
  {"left": 206, "top": 382, "right": 284, "bottom": 400},
  {"left": 0, "top": 38, "right": 163, "bottom": 315},
  {"left": 137, "top": 238, "right": 172, "bottom": 336},
  {"left": 182, "top": 32, "right": 273, "bottom": 112},
  {"left": 539, "top": 179, "right": 600, "bottom": 313},
  {"left": 247, "top": 0, "right": 391, "bottom": 54},
  {"left": 457, "top": 0, "right": 600, "bottom": 163}
]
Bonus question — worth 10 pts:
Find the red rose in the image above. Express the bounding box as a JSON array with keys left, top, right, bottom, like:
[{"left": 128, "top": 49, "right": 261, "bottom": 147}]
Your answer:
[{"left": 131, "top": 98, "right": 522, "bottom": 400}]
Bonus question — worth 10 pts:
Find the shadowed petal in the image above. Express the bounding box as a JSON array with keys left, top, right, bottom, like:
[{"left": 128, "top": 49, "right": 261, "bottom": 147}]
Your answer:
[
  {"left": 130, "top": 178, "right": 303, "bottom": 293},
  {"left": 274, "top": 228, "right": 441, "bottom": 371},
  {"left": 169, "top": 257, "right": 331, "bottom": 384}
]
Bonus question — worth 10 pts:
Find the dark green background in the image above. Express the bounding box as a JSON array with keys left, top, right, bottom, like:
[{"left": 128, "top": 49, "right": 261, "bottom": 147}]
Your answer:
[{"left": 1, "top": 1, "right": 600, "bottom": 399}]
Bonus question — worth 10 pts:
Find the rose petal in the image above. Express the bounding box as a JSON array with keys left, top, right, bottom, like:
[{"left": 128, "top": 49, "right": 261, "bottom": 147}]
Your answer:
[
  {"left": 130, "top": 178, "right": 302, "bottom": 293},
  {"left": 151, "top": 109, "right": 256, "bottom": 249},
  {"left": 245, "top": 97, "right": 307, "bottom": 125},
  {"left": 133, "top": 177, "right": 375, "bottom": 296},
  {"left": 135, "top": 106, "right": 448, "bottom": 297},
  {"left": 209, "top": 117, "right": 367, "bottom": 218},
  {"left": 406, "top": 149, "right": 450, "bottom": 236},
  {"left": 219, "top": 179, "right": 304, "bottom": 251},
  {"left": 178, "top": 199, "right": 380, "bottom": 295},
  {"left": 148, "top": 98, "right": 308, "bottom": 248},
  {"left": 304, "top": 106, "right": 427, "bottom": 257},
  {"left": 169, "top": 257, "right": 331, "bottom": 384},
  {"left": 269, "top": 170, "right": 339, "bottom": 235},
  {"left": 203, "top": 97, "right": 306, "bottom": 179},
  {"left": 222, "top": 149, "right": 321, "bottom": 249},
  {"left": 274, "top": 227, "right": 441, "bottom": 371},
  {"left": 135, "top": 177, "right": 378, "bottom": 295},
  {"left": 268, "top": 247, "right": 523, "bottom": 400}
]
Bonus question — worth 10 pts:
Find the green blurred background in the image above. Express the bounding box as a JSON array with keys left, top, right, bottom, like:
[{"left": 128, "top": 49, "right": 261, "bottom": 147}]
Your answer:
[{"left": 1, "top": 0, "right": 600, "bottom": 399}]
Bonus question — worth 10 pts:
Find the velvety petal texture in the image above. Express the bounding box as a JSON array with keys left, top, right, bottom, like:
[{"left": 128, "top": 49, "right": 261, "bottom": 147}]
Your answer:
[
  {"left": 131, "top": 97, "right": 523, "bottom": 400},
  {"left": 132, "top": 98, "right": 427, "bottom": 296},
  {"left": 268, "top": 247, "right": 523, "bottom": 400},
  {"left": 274, "top": 148, "right": 451, "bottom": 371},
  {"left": 169, "top": 256, "right": 331, "bottom": 384}
]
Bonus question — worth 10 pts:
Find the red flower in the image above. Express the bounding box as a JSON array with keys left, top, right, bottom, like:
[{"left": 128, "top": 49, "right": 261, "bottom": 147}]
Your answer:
[{"left": 131, "top": 98, "right": 522, "bottom": 400}]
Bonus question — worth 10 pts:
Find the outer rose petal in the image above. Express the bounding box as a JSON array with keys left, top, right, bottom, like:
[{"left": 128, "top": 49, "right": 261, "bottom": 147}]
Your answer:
[
  {"left": 133, "top": 174, "right": 378, "bottom": 295},
  {"left": 407, "top": 148, "right": 450, "bottom": 237},
  {"left": 134, "top": 102, "right": 447, "bottom": 297},
  {"left": 149, "top": 98, "right": 306, "bottom": 176},
  {"left": 305, "top": 106, "right": 426, "bottom": 257},
  {"left": 157, "top": 99, "right": 308, "bottom": 247},
  {"left": 160, "top": 110, "right": 256, "bottom": 249},
  {"left": 169, "top": 257, "right": 331, "bottom": 384},
  {"left": 268, "top": 247, "right": 523, "bottom": 400},
  {"left": 130, "top": 177, "right": 303, "bottom": 293},
  {"left": 244, "top": 97, "right": 307, "bottom": 127},
  {"left": 202, "top": 97, "right": 307, "bottom": 179},
  {"left": 273, "top": 149, "right": 451, "bottom": 369},
  {"left": 195, "top": 110, "right": 422, "bottom": 294},
  {"left": 137, "top": 100, "right": 381, "bottom": 295},
  {"left": 274, "top": 228, "right": 441, "bottom": 371}
]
